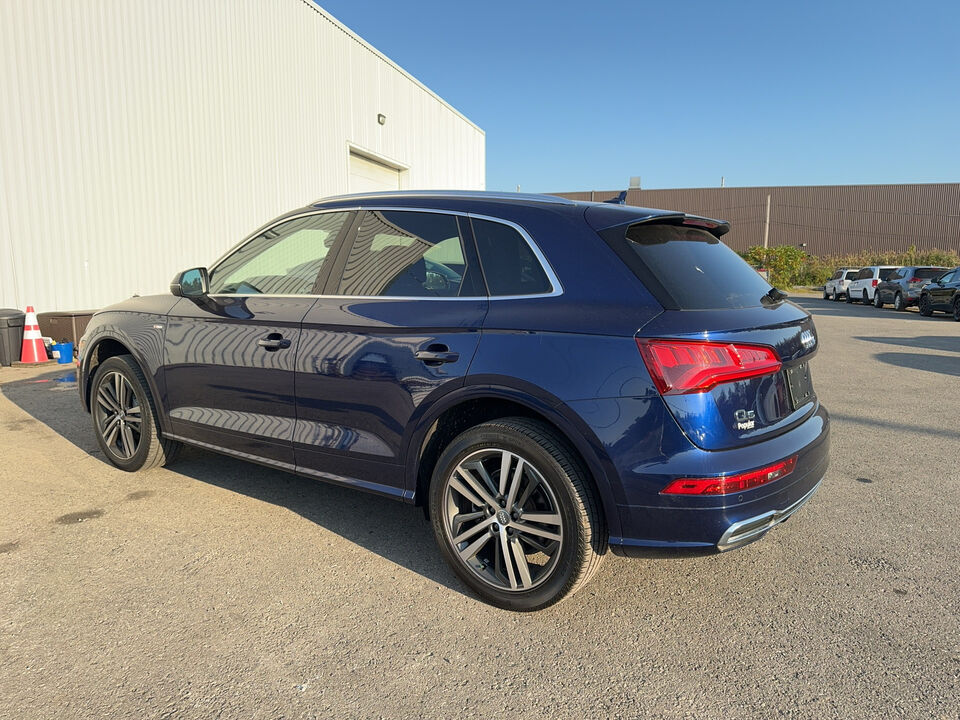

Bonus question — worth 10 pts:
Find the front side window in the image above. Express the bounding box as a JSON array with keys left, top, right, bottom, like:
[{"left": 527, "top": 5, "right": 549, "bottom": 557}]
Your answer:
[
  {"left": 209, "top": 212, "right": 350, "bottom": 295},
  {"left": 940, "top": 271, "right": 956, "bottom": 283},
  {"left": 335, "top": 211, "right": 481, "bottom": 297},
  {"left": 472, "top": 218, "right": 552, "bottom": 297}
]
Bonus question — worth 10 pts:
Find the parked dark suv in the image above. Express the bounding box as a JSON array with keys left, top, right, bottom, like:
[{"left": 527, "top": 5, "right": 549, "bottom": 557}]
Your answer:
[
  {"left": 918, "top": 267, "right": 960, "bottom": 320},
  {"left": 874, "top": 266, "right": 947, "bottom": 310},
  {"left": 78, "top": 191, "right": 830, "bottom": 610}
]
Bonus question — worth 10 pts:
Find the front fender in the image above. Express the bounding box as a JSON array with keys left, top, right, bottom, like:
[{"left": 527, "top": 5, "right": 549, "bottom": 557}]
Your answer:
[
  {"left": 79, "top": 316, "right": 170, "bottom": 433},
  {"left": 401, "top": 376, "right": 624, "bottom": 539}
]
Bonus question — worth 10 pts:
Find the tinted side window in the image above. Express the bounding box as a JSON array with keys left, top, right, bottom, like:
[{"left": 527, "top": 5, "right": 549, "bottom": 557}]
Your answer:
[
  {"left": 856, "top": 269, "right": 871, "bottom": 280},
  {"left": 878, "top": 268, "right": 898, "bottom": 281},
  {"left": 831, "top": 270, "right": 842, "bottom": 280},
  {"left": 845, "top": 271, "right": 859, "bottom": 280},
  {"left": 472, "top": 219, "right": 552, "bottom": 297},
  {"left": 940, "top": 271, "right": 956, "bottom": 283},
  {"left": 335, "top": 211, "right": 481, "bottom": 297},
  {"left": 209, "top": 212, "right": 350, "bottom": 295}
]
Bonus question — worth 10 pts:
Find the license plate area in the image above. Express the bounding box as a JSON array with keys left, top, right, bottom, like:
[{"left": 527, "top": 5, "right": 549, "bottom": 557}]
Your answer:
[{"left": 786, "top": 362, "right": 814, "bottom": 409}]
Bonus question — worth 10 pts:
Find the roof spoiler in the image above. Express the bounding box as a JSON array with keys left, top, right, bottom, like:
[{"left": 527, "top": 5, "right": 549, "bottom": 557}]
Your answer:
[{"left": 595, "top": 212, "right": 731, "bottom": 238}]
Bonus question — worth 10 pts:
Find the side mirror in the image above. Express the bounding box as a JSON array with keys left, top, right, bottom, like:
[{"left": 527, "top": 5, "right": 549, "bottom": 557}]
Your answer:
[{"left": 170, "top": 267, "right": 209, "bottom": 298}]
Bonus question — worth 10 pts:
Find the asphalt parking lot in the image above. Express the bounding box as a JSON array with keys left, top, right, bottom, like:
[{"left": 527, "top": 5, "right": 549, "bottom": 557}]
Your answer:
[{"left": 1, "top": 297, "right": 958, "bottom": 719}]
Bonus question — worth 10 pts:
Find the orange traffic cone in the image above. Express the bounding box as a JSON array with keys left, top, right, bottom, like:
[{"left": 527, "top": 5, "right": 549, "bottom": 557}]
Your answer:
[{"left": 20, "top": 306, "right": 49, "bottom": 364}]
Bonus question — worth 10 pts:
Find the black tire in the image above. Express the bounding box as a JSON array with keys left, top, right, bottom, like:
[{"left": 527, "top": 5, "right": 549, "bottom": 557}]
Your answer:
[
  {"left": 919, "top": 294, "right": 933, "bottom": 317},
  {"left": 822, "top": 290, "right": 829, "bottom": 300},
  {"left": 845, "top": 290, "right": 854, "bottom": 303},
  {"left": 428, "top": 417, "right": 605, "bottom": 611},
  {"left": 874, "top": 291, "right": 883, "bottom": 308},
  {"left": 953, "top": 297, "right": 960, "bottom": 322},
  {"left": 863, "top": 290, "right": 870, "bottom": 305},
  {"left": 893, "top": 292, "right": 904, "bottom": 311},
  {"left": 91, "top": 355, "right": 181, "bottom": 471}
]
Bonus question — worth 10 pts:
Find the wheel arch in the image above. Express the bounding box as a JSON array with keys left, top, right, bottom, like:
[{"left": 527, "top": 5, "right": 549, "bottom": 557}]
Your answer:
[
  {"left": 403, "top": 381, "right": 623, "bottom": 538},
  {"left": 81, "top": 333, "right": 169, "bottom": 432}
]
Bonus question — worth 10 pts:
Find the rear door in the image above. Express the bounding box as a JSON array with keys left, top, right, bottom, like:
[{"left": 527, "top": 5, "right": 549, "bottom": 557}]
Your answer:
[
  {"left": 596, "top": 218, "right": 819, "bottom": 451},
  {"left": 163, "top": 211, "right": 352, "bottom": 466},
  {"left": 293, "top": 209, "right": 488, "bottom": 497},
  {"left": 931, "top": 270, "right": 957, "bottom": 309}
]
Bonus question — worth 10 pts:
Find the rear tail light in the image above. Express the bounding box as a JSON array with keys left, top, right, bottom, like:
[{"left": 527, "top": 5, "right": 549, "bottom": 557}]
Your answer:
[
  {"left": 872, "top": 279, "right": 879, "bottom": 287},
  {"left": 636, "top": 338, "right": 782, "bottom": 395},
  {"left": 661, "top": 456, "right": 798, "bottom": 495},
  {"left": 909, "top": 277, "right": 921, "bottom": 283}
]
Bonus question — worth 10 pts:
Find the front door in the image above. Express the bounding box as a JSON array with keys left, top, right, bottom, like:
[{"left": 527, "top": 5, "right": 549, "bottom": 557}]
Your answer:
[
  {"left": 163, "top": 210, "right": 354, "bottom": 467},
  {"left": 295, "top": 209, "right": 488, "bottom": 496}
]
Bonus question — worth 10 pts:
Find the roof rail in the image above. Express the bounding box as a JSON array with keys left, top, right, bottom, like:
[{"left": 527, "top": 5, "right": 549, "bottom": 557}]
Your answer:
[{"left": 313, "top": 190, "right": 577, "bottom": 206}]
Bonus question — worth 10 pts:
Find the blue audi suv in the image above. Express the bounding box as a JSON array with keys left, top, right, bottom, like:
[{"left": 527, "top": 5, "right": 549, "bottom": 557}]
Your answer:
[{"left": 78, "top": 191, "right": 829, "bottom": 610}]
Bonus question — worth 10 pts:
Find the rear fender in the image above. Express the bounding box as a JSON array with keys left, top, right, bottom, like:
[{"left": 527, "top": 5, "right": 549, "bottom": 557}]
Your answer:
[{"left": 402, "top": 379, "right": 623, "bottom": 539}]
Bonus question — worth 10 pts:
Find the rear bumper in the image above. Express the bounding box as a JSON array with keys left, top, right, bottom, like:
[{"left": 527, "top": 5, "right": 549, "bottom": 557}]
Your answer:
[
  {"left": 598, "top": 403, "right": 829, "bottom": 554},
  {"left": 716, "top": 479, "right": 821, "bottom": 551}
]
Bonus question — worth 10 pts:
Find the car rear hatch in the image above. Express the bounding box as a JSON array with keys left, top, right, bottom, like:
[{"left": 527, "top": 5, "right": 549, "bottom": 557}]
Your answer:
[{"left": 589, "top": 208, "right": 819, "bottom": 451}]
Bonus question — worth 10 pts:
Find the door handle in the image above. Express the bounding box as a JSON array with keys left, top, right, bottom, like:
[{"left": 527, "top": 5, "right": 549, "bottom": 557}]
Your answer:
[
  {"left": 415, "top": 346, "right": 460, "bottom": 365},
  {"left": 257, "top": 333, "right": 291, "bottom": 351}
]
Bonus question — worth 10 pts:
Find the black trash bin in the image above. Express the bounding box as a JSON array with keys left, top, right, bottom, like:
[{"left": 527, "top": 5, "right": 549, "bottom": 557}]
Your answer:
[{"left": 0, "top": 309, "right": 26, "bottom": 366}]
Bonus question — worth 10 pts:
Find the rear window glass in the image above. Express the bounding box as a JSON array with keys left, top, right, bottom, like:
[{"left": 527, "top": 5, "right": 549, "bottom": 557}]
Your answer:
[
  {"left": 916, "top": 268, "right": 944, "bottom": 279},
  {"left": 845, "top": 271, "right": 858, "bottom": 280},
  {"left": 611, "top": 224, "right": 773, "bottom": 310},
  {"left": 878, "top": 268, "right": 898, "bottom": 280}
]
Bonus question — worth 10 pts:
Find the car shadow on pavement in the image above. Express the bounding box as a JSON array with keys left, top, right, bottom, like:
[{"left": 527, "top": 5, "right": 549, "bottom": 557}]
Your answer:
[
  {"left": 0, "top": 367, "right": 473, "bottom": 598},
  {"left": 854, "top": 335, "right": 960, "bottom": 354},
  {"left": 870, "top": 351, "right": 960, "bottom": 379},
  {"left": 791, "top": 297, "right": 947, "bottom": 321}
]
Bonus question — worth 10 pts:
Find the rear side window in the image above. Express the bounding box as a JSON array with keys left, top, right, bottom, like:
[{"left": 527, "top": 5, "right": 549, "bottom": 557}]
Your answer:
[
  {"left": 334, "top": 211, "right": 482, "bottom": 297},
  {"left": 605, "top": 223, "right": 772, "bottom": 310},
  {"left": 472, "top": 218, "right": 552, "bottom": 296},
  {"left": 878, "top": 268, "right": 898, "bottom": 281}
]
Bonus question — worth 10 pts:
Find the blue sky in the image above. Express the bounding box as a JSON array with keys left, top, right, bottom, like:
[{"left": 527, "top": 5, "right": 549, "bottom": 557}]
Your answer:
[{"left": 319, "top": 1, "right": 960, "bottom": 192}]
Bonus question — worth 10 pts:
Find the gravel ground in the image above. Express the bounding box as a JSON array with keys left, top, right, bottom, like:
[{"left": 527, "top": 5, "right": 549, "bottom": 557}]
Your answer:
[{"left": 1, "top": 297, "right": 958, "bottom": 719}]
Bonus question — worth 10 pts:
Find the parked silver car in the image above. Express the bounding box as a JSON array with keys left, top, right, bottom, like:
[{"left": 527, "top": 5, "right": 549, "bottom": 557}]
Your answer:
[{"left": 823, "top": 267, "right": 860, "bottom": 300}]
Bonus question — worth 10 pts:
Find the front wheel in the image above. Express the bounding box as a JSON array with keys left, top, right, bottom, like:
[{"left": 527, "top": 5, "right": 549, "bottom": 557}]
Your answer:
[
  {"left": 91, "top": 355, "right": 181, "bottom": 471},
  {"left": 874, "top": 291, "right": 884, "bottom": 308},
  {"left": 919, "top": 294, "right": 933, "bottom": 317},
  {"left": 953, "top": 297, "right": 960, "bottom": 322},
  {"left": 429, "top": 418, "right": 605, "bottom": 611}
]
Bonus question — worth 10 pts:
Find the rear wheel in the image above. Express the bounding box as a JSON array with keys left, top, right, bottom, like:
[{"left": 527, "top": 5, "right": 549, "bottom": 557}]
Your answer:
[
  {"left": 91, "top": 355, "right": 181, "bottom": 471},
  {"left": 822, "top": 290, "right": 829, "bottom": 300},
  {"left": 953, "top": 297, "right": 960, "bottom": 322},
  {"left": 919, "top": 294, "right": 933, "bottom": 317},
  {"left": 862, "top": 290, "right": 870, "bottom": 304},
  {"left": 845, "top": 290, "right": 854, "bottom": 303},
  {"left": 893, "top": 292, "right": 904, "bottom": 311},
  {"left": 429, "top": 417, "right": 605, "bottom": 611},
  {"left": 874, "top": 291, "right": 883, "bottom": 308}
]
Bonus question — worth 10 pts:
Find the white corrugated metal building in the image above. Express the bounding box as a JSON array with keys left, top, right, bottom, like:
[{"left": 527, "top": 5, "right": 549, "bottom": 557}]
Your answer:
[{"left": 0, "top": 0, "right": 485, "bottom": 312}]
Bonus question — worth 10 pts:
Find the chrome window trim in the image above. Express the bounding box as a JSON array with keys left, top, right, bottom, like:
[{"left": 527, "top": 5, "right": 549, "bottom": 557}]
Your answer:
[{"left": 206, "top": 206, "right": 564, "bottom": 301}]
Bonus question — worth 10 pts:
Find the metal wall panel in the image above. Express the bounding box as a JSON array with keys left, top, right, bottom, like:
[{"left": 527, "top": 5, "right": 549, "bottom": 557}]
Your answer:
[
  {"left": 557, "top": 184, "right": 960, "bottom": 256},
  {"left": 0, "top": 0, "right": 485, "bottom": 311}
]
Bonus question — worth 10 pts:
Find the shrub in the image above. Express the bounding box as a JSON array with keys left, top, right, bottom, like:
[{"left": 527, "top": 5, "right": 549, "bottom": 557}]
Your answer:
[{"left": 739, "top": 246, "right": 960, "bottom": 289}]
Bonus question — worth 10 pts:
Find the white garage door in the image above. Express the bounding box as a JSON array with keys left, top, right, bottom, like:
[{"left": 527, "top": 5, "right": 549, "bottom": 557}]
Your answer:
[{"left": 349, "top": 153, "right": 401, "bottom": 193}]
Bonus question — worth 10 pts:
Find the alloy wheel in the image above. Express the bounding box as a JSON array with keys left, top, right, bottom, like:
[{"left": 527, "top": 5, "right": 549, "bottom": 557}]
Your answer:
[
  {"left": 894, "top": 293, "right": 903, "bottom": 311},
  {"left": 94, "top": 371, "right": 143, "bottom": 460},
  {"left": 442, "top": 448, "right": 563, "bottom": 592}
]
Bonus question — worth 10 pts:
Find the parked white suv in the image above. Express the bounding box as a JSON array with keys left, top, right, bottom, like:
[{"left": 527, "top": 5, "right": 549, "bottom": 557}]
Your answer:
[
  {"left": 846, "top": 266, "right": 899, "bottom": 304},
  {"left": 823, "top": 267, "right": 860, "bottom": 301}
]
